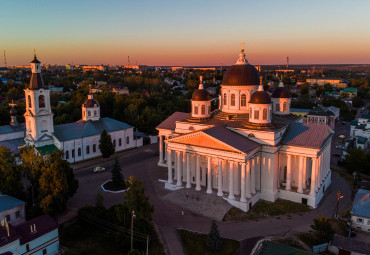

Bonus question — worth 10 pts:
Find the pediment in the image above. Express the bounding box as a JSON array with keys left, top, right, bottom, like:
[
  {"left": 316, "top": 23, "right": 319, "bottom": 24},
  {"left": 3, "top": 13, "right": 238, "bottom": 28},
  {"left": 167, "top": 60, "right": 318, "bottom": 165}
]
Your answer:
[{"left": 169, "top": 132, "right": 241, "bottom": 153}]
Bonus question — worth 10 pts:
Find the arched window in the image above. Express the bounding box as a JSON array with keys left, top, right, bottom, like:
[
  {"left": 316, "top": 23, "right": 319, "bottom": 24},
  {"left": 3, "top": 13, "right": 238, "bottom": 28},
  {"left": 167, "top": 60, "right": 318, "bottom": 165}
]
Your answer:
[
  {"left": 28, "top": 95, "right": 32, "bottom": 108},
  {"left": 194, "top": 106, "right": 198, "bottom": 114},
  {"left": 241, "top": 94, "right": 246, "bottom": 107},
  {"left": 39, "top": 95, "right": 45, "bottom": 108},
  {"left": 231, "top": 94, "right": 235, "bottom": 106},
  {"left": 283, "top": 102, "right": 287, "bottom": 112},
  {"left": 94, "top": 110, "right": 97, "bottom": 116},
  {"left": 223, "top": 93, "right": 227, "bottom": 106},
  {"left": 88, "top": 111, "right": 91, "bottom": 116},
  {"left": 201, "top": 105, "right": 205, "bottom": 115},
  {"left": 276, "top": 103, "right": 280, "bottom": 112},
  {"left": 93, "top": 144, "right": 96, "bottom": 153},
  {"left": 113, "top": 140, "right": 116, "bottom": 147},
  {"left": 263, "top": 108, "right": 267, "bottom": 120},
  {"left": 86, "top": 146, "right": 90, "bottom": 154},
  {"left": 78, "top": 148, "right": 81, "bottom": 157},
  {"left": 254, "top": 110, "right": 259, "bottom": 120},
  {"left": 249, "top": 108, "right": 252, "bottom": 117}
]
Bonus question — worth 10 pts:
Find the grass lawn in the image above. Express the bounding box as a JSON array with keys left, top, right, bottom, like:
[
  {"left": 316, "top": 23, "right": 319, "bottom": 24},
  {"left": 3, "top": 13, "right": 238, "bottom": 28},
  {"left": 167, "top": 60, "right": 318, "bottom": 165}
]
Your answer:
[
  {"left": 177, "top": 229, "right": 240, "bottom": 255},
  {"left": 223, "top": 199, "right": 311, "bottom": 221}
]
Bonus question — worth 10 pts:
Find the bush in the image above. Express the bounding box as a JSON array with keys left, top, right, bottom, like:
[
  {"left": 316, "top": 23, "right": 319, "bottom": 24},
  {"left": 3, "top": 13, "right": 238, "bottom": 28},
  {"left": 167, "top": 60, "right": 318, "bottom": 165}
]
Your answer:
[{"left": 206, "top": 220, "right": 222, "bottom": 252}]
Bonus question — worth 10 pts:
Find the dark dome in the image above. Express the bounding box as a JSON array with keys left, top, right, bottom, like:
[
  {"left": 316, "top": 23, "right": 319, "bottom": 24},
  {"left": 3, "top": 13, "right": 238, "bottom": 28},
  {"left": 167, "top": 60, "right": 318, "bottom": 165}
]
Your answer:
[
  {"left": 83, "top": 98, "right": 99, "bottom": 108},
  {"left": 222, "top": 64, "right": 260, "bottom": 86},
  {"left": 272, "top": 87, "right": 291, "bottom": 98},
  {"left": 10, "top": 107, "right": 17, "bottom": 116},
  {"left": 192, "top": 89, "right": 210, "bottom": 101},
  {"left": 249, "top": 91, "right": 271, "bottom": 104}
]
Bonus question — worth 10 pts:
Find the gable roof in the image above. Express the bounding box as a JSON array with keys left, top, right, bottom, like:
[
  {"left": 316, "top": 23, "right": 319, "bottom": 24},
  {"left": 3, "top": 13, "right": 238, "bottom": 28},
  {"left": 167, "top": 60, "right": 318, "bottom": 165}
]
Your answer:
[
  {"left": 308, "top": 105, "right": 334, "bottom": 116},
  {"left": 156, "top": 112, "right": 189, "bottom": 130},
  {"left": 0, "top": 123, "right": 25, "bottom": 135},
  {"left": 281, "top": 122, "right": 334, "bottom": 149},
  {"left": 169, "top": 126, "right": 259, "bottom": 154},
  {"left": 54, "top": 117, "right": 132, "bottom": 142},
  {"left": 0, "top": 195, "right": 25, "bottom": 212}
]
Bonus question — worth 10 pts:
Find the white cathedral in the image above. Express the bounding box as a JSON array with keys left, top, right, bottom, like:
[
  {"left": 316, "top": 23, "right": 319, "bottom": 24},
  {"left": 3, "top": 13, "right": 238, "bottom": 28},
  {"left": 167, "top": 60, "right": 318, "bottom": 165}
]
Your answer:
[
  {"left": 156, "top": 46, "right": 333, "bottom": 211},
  {"left": 0, "top": 54, "right": 141, "bottom": 163}
]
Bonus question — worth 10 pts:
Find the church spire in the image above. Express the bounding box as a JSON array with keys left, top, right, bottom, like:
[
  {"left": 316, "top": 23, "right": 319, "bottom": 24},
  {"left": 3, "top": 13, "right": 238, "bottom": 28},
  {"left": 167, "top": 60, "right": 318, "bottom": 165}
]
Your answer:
[
  {"left": 198, "top": 76, "right": 204, "bottom": 90},
  {"left": 235, "top": 42, "right": 248, "bottom": 65}
]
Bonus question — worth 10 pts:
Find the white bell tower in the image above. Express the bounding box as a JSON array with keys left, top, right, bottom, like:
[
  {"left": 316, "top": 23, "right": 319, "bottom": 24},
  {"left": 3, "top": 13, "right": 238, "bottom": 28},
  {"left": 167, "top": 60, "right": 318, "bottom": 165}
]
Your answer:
[{"left": 24, "top": 52, "right": 54, "bottom": 147}]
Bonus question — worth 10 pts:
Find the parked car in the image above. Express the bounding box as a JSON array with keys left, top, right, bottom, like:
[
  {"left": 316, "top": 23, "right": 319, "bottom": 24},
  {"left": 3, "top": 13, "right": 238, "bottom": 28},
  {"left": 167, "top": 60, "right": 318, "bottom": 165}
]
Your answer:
[{"left": 93, "top": 166, "right": 106, "bottom": 173}]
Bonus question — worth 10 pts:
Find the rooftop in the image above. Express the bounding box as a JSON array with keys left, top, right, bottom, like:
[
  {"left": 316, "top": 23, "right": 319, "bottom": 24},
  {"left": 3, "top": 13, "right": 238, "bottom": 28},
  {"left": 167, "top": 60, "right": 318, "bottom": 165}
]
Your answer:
[
  {"left": 352, "top": 189, "right": 370, "bottom": 218},
  {"left": 259, "top": 241, "right": 313, "bottom": 255},
  {"left": 0, "top": 195, "right": 25, "bottom": 212},
  {"left": 0, "top": 123, "right": 26, "bottom": 135}
]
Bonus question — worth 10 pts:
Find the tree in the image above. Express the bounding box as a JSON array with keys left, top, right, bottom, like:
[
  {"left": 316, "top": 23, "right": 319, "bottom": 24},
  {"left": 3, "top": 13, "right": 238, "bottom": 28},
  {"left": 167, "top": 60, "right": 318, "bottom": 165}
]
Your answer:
[
  {"left": 99, "top": 129, "right": 115, "bottom": 159},
  {"left": 311, "top": 217, "right": 334, "bottom": 244},
  {"left": 111, "top": 157, "right": 125, "bottom": 188},
  {"left": 123, "top": 176, "right": 154, "bottom": 221},
  {"left": 352, "top": 96, "right": 365, "bottom": 108},
  {"left": 0, "top": 146, "right": 24, "bottom": 199},
  {"left": 206, "top": 220, "right": 222, "bottom": 252},
  {"left": 345, "top": 148, "right": 369, "bottom": 174}
]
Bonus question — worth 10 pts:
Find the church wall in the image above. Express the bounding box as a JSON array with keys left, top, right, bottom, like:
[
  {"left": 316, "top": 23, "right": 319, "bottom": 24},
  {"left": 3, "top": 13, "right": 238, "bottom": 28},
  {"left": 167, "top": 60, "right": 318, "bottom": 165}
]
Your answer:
[
  {"left": 0, "top": 130, "right": 25, "bottom": 142},
  {"left": 259, "top": 147, "right": 279, "bottom": 202}
]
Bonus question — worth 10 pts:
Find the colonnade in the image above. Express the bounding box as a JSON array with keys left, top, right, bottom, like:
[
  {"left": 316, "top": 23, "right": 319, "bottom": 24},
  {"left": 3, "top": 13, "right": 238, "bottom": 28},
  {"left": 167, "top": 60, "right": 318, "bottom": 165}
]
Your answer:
[
  {"left": 158, "top": 135, "right": 169, "bottom": 164},
  {"left": 166, "top": 149, "right": 257, "bottom": 202}
]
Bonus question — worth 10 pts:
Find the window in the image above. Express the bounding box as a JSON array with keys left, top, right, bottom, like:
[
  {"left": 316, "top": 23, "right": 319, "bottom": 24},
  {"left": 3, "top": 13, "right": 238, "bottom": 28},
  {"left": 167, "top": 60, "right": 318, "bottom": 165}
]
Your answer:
[
  {"left": 249, "top": 108, "right": 252, "bottom": 117},
  {"left": 119, "top": 138, "right": 122, "bottom": 146},
  {"left": 276, "top": 103, "right": 280, "bottom": 112},
  {"left": 15, "top": 211, "right": 20, "bottom": 219},
  {"left": 94, "top": 110, "right": 97, "bottom": 116},
  {"left": 83, "top": 111, "right": 85, "bottom": 117},
  {"left": 5, "top": 215, "right": 10, "bottom": 222},
  {"left": 65, "top": 151, "right": 69, "bottom": 159},
  {"left": 263, "top": 108, "right": 267, "bottom": 120},
  {"left": 72, "top": 149, "right": 75, "bottom": 158},
  {"left": 241, "top": 94, "right": 246, "bottom": 107},
  {"left": 88, "top": 111, "right": 91, "bottom": 117},
  {"left": 223, "top": 93, "right": 227, "bottom": 105},
  {"left": 39, "top": 95, "right": 45, "bottom": 108},
  {"left": 254, "top": 110, "right": 259, "bottom": 120},
  {"left": 357, "top": 218, "right": 364, "bottom": 224},
  {"left": 43, "top": 248, "right": 47, "bottom": 255},
  {"left": 126, "top": 137, "right": 129, "bottom": 144},
  {"left": 93, "top": 144, "right": 96, "bottom": 153},
  {"left": 194, "top": 106, "right": 198, "bottom": 115},
  {"left": 231, "top": 94, "right": 235, "bottom": 106},
  {"left": 78, "top": 148, "right": 81, "bottom": 157},
  {"left": 86, "top": 146, "right": 90, "bottom": 154},
  {"left": 113, "top": 140, "right": 116, "bottom": 147},
  {"left": 283, "top": 102, "right": 287, "bottom": 112},
  {"left": 28, "top": 95, "right": 32, "bottom": 108},
  {"left": 201, "top": 105, "right": 205, "bottom": 115},
  {"left": 367, "top": 220, "right": 370, "bottom": 225}
]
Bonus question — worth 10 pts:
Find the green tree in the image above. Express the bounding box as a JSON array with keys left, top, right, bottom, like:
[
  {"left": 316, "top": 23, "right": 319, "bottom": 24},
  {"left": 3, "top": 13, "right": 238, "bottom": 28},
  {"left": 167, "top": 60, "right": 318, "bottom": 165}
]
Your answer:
[
  {"left": 0, "top": 146, "right": 24, "bottom": 199},
  {"left": 352, "top": 96, "right": 365, "bottom": 108},
  {"left": 345, "top": 148, "right": 369, "bottom": 174},
  {"left": 311, "top": 217, "right": 334, "bottom": 244},
  {"left": 111, "top": 157, "right": 125, "bottom": 187},
  {"left": 206, "top": 220, "right": 223, "bottom": 252},
  {"left": 99, "top": 130, "right": 115, "bottom": 159},
  {"left": 123, "top": 176, "right": 154, "bottom": 221}
]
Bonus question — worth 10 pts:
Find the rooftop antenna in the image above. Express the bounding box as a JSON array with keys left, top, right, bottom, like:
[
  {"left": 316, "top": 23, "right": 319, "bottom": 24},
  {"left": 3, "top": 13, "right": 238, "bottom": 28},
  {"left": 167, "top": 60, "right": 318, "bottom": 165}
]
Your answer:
[
  {"left": 286, "top": 57, "right": 289, "bottom": 68},
  {"left": 128, "top": 56, "right": 130, "bottom": 66},
  {"left": 4, "top": 50, "right": 7, "bottom": 68}
]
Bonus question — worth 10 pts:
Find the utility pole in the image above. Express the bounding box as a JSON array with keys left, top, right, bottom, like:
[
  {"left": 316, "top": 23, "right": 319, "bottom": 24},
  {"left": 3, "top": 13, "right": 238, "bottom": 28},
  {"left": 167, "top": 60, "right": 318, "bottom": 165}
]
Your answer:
[
  {"left": 332, "top": 191, "right": 343, "bottom": 220},
  {"left": 146, "top": 236, "right": 149, "bottom": 255}
]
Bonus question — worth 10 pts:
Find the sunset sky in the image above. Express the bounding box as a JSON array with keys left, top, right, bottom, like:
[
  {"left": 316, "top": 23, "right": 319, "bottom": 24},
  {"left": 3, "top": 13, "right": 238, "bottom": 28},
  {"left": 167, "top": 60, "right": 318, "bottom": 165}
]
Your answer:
[{"left": 1, "top": 0, "right": 370, "bottom": 66}]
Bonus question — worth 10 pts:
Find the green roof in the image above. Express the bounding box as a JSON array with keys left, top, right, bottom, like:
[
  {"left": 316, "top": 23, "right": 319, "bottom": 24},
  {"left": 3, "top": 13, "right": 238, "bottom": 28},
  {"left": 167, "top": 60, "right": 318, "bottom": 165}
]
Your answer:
[
  {"left": 360, "top": 114, "right": 370, "bottom": 120},
  {"left": 36, "top": 144, "right": 58, "bottom": 155},
  {"left": 259, "top": 241, "right": 313, "bottom": 255},
  {"left": 350, "top": 120, "right": 358, "bottom": 126},
  {"left": 342, "top": 88, "right": 357, "bottom": 92}
]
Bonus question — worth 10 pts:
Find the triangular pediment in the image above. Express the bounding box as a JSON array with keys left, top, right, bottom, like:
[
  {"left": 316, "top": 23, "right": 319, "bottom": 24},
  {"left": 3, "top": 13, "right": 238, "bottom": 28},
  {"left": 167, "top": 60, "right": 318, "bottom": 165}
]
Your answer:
[{"left": 169, "top": 132, "right": 242, "bottom": 153}]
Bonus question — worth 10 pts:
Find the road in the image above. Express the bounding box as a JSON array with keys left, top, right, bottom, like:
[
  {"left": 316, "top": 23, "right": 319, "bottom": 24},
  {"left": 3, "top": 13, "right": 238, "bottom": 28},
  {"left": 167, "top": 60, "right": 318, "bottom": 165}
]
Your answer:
[{"left": 60, "top": 143, "right": 353, "bottom": 255}]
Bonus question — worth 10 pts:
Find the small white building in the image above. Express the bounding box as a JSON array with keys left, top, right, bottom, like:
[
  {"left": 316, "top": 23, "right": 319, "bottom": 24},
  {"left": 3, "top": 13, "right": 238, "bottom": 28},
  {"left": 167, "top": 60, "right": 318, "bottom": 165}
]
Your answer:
[
  {"left": 0, "top": 194, "right": 26, "bottom": 227},
  {"left": 350, "top": 114, "right": 370, "bottom": 150},
  {"left": 351, "top": 189, "right": 370, "bottom": 232}
]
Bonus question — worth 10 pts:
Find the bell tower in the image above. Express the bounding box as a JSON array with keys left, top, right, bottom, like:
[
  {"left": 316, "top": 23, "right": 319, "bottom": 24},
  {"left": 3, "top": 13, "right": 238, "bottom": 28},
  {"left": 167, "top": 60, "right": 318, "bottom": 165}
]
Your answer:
[{"left": 24, "top": 52, "right": 54, "bottom": 147}]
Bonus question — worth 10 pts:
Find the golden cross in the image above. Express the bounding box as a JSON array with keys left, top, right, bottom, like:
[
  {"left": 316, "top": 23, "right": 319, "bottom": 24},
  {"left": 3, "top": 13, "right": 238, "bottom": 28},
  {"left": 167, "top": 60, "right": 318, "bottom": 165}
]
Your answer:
[{"left": 241, "top": 42, "right": 245, "bottom": 52}]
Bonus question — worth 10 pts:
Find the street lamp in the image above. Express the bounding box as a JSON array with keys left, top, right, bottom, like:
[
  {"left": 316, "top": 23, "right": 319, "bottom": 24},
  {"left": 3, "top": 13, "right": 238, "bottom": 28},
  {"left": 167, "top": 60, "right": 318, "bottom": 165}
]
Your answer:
[
  {"left": 332, "top": 191, "right": 344, "bottom": 220},
  {"left": 131, "top": 210, "right": 136, "bottom": 251}
]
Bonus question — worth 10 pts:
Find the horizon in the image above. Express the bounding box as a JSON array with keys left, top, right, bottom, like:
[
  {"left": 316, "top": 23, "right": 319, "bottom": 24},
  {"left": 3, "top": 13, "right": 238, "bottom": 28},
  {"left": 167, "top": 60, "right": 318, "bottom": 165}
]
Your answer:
[{"left": 2, "top": 0, "right": 370, "bottom": 66}]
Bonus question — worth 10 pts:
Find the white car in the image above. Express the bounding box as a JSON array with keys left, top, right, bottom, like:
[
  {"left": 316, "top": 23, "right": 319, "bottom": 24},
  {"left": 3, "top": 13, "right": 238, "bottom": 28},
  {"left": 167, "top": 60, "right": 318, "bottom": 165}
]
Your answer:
[{"left": 93, "top": 166, "right": 106, "bottom": 173}]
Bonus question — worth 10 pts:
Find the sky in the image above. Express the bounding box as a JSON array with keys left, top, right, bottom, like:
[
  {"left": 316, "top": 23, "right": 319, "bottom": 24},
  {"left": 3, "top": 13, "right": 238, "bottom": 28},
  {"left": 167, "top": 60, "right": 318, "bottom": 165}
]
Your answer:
[{"left": 1, "top": 0, "right": 370, "bottom": 66}]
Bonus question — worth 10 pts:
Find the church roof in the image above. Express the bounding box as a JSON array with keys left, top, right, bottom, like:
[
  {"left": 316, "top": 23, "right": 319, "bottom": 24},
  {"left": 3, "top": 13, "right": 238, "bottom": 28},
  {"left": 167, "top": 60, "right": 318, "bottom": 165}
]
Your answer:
[
  {"left": 54, "top": 117, "right": 132, "bottom": 142},
  {"left": 281, "top": 122, "right": 334, "bottom": 149},
  {"left": 0, "top": 138, "right": 25, "bottom": 153},
  {"left": 29, "top": 73, "right": 44, "bottom": 90},
  {"left": 222, "top": 64, "right": 260, "bottom": 86},
  {"left": 156, "top": 112, "right": 190, "bottom": 130},
  {"left": 0, "top": 123, "right": 26, "bottom": 135}
]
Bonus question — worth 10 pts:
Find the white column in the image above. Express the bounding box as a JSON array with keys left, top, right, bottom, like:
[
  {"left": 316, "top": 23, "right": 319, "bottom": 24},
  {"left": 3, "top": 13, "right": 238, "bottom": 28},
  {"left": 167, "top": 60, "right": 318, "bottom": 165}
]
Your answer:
[
  {"left": 186, "top": 153, "right": 191, "bottom": 188},
  {"left": 310, "top": 157, "right": 317, "bottom": 196},
  {"left": 228, "top": 161, "right": 235, "bottom": 200},
  {"left": 207, "top": 156, "right": 212, "bottom": 194},
  {"left": 167, "top": 149, "right": 173, "bottom": 184},
  {"left": 240, "top": 163, "right": 246, "bottom": 202},
  {"left": 302, "top": 156, "right": 307, "bottom": 189},
  {"left": 176, "top": 151, "right": 182, "bottom": 187},
  {"left": 286, "top": 154, "right": 292, "bottom": 191},
  {"left": 196, "top": 154, "right": 201, "bottom": 191},
  {"left": 164, "top": 136, "right": 168, "bottom": 161},
  {"left": 297, "top": 156, "right": 303, "bottom": 193},
  {"left": 217, "top": 159, "right": 223, "bottom": 196},
  {"left": 315, "top": 155, "right": 320, "bottom": 192},
  {"left": 251, "top": 158, "right": 256, "bottom": 194},
  {"left": 246, "top": 160, "right": 251, "bottom": 198},
  {"left": 320, "top": 153, "right": 323, "bottom": 184},
  {"left": 159, "top": 136, "right": 164, "bottom": 164}
]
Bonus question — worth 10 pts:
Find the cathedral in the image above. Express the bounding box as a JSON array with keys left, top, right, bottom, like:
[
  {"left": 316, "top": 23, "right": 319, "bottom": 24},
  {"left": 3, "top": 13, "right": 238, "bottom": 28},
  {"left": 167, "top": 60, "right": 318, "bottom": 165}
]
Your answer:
[
  {"left": 156, "top": 46, "right": 333, "bottom": 211},
  {"left": 0, "top": 54, "right": 140, "bottom": 163}
]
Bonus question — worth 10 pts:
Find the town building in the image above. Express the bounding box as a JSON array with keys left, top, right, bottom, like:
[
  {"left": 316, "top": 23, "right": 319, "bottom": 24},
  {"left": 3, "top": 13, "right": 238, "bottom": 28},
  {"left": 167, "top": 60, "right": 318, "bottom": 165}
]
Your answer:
[
  {"left": 306, "top": 105, "right": 338, "bottom": 129},
  {"left": 306, "top": 77, "right": 347, "bottom": 89},
  {"left": 82, "top": 65, "right": 107, "bottom": 72},
  {"left": 156, "top": 46, "right": 333, "bottom": 211},
  {"left": 351, "top": 189, "right": 370, "bottom": 232},
  {"left": 340, "top": 88, "right": 357, "bottom": 98},
  {"left": 350, "top": 114, "right": 370, "bottom": 149},
  {"left": 0, "top": 54, "right": 144, "bottom": 163},
  {"left": 290, "top": 108, "right": 311, "bottom": 117},
  {"left": 0, "top": 194, "right": 26, "bottom": 227}
]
